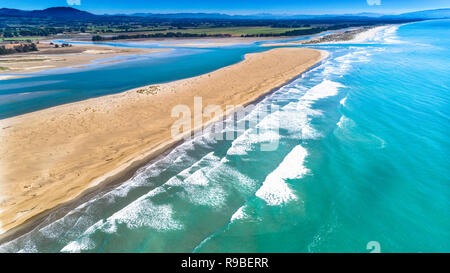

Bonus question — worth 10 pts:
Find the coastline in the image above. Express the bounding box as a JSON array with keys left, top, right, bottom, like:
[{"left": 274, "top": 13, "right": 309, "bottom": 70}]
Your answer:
[
  {"left": 0, "top": 27, "right": 344, "bottom": 81},
  {"left": 0, "top": 47, "right": 328, "bottom": 243},
  {"left": 317, "top": 25, "right": 391, "bottom": 44},
  {"left": 261, "top": 25, "right": 391, "bottom": 47},
  {"left": 0, "top": 43, "right": 170, "bottom": 80}
]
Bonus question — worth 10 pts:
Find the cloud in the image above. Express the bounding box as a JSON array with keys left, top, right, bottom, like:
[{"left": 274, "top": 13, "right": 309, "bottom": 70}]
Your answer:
[
  {"left": 367, "top": 0, "right": 381, "bottom": 5},
  {"left": 67, "top": 0, "right": 81, "bottom": 5}
]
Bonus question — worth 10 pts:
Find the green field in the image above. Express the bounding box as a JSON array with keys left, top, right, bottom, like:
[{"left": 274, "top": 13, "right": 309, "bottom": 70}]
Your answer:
[
  {"left": 102, "top": 26, "right": 312, "bottom": 36},
  {"left": 0, "top": 37, "right": 41, "bottom": 42}
]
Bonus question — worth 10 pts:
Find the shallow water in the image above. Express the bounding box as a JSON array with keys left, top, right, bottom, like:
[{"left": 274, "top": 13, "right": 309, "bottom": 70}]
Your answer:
[
  {"left": 0, "top": 32, "right": 331, "bottom": 119},
  {"left": 1, "top": 20, "right": 449, "bottom": 253}
]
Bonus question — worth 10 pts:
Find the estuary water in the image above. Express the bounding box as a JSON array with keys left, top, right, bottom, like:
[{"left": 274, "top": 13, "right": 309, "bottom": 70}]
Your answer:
[
  {"left": 0, "top": 31, "right": 333, "bottom": 119},
  {"left": 1, "top": 20, "right": 449, "bottom": 252}
]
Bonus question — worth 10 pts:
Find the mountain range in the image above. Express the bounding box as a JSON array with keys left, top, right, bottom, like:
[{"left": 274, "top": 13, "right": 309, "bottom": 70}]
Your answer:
[
  {"left": 0, "top": 6, "right": 449, "bottom": 20},
  {"left": 0, "top": 7, "right": 95, "bottom": 19}
]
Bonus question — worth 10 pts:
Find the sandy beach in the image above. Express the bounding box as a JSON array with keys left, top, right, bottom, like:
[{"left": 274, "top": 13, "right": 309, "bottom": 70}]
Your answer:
[
  {"left": 337, "top": 26, "right": 390, "bottom": 44},
  {"left": 0, "top": 43, "right": 170, "bottom": 78},
  {"left": 307, "top": 25, "right": 391, "bottom": 45},
  {"left": 262, "top": 26, "right": 390, "bottom": 47},
  {"left": 0, "top": 47, "right": 326, "bottom": 240}
]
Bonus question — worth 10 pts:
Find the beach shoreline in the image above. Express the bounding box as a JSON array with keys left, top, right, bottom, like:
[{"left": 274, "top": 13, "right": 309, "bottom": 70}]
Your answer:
[
  {"left": 0, "top": 47, "right": 328, "bottom": 244},
  {"left": 261, "top": 25, "right": 392, "bottom": 47},
  {"left": 0, "top": 43, "right": 171, "bottom": 79}
]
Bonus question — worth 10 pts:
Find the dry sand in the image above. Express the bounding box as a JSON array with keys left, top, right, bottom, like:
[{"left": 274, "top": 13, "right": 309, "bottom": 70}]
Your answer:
[
  {"left": 0, "top": 47, "right": 327, "bottom": 239},
  {"left": 0, "top": 43, "right": 169, "bottom": 78}
]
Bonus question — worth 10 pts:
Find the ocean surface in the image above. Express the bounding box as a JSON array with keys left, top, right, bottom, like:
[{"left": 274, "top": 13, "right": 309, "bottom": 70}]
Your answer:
[{"left": 0, "top": 20, "right": 449, "bottom": 252}]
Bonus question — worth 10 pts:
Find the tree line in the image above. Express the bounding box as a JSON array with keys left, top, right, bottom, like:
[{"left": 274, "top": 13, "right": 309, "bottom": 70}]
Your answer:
[{"left": 92, "top": 32, "right": 232, "bottom": 41}]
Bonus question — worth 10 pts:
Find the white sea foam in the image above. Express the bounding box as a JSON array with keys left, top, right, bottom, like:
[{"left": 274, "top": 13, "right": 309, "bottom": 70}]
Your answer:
[
  {"left": 185, "top": 168, "right": 211, "bottom": 186},
  {"left": 109, "top": 201, "right": 182, "bottom": 231},
  {"left": 280, "top": 102, "right": 320, "bottom": 139},
  {"left": 176, "top": 152, "right": 220, "bottom": 180},
  {"left": 340, "top": 97, "right": 348, "bottom": 106},
  {"left": 345, "top": 25, "right": 400, "bottom": 45},
  {"left": 62, "top": 196, "right": 173, "bottom": 252},
  {"left": 378, "top": 25, "right": 401, "bottom": 44},
  {"left": 220, "top": 165, "right": 258, "bottom": 194},
  {"left": 175, "top": 158, "right": 256, "bottom": 207},
  {"left": 352, "top": 26, "right": 391, "bottom": 43},
  {"left": 336, "top": 116, "right": 345, "bottom": 128},
  {"left": 322, "top": 60, "right": 351, "bottom": 77},
  {"left": 184, "top": 171, "right": 242, "bottom": 207},
  {"left": 336, "top": 116, "right": 355, "bottom": 129},
  {"left": 334, "top": 50, "right": 371, "bottom": 69},
  {"left": 227, "top": 126, "right": 280, "bottom": 156},
  {"left": 61, "top": 186, "right": 184, "bottom": 252},
  {"left": 225, "top": 103, "right": 282, "bottom": 156},
  {"left": 228, "top": 79, "right": 344, "bottom": 157},
  {"left": 302, "top": 79, "right": 344, "bottom": 101},
  {"left": 185, "top": 185, "right": 227, "bottom": 207},
  {"left": 290, "top": 80, "right": 345, "bottom": 138},
  {"left": 255, "top": 145, "right": 309, "bottom": 206},
  {"left": 61, "top": 237, "right": 95, "bottom": 253},
  {"left": 230, "top": 206, "right": 247, "bottom": 222},
  {"left": 16, "top": 241, "right": 38, "bottom": 253},
  {"left": 166, "top": 153, "right": 220, "bottom": 185},
  {"left": 164, "top": 152, "right": 233, "bottom": 208}
]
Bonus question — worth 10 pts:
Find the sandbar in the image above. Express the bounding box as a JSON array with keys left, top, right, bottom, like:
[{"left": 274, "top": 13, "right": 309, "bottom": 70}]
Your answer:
[{"left": 0, "top": 43, "right": 170, "bottom": 78}]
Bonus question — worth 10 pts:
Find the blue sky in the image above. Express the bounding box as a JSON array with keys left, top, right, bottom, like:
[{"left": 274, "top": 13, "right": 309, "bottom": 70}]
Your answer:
[{"left": 0, "top": 0, "right": 449, "bottom": 15}]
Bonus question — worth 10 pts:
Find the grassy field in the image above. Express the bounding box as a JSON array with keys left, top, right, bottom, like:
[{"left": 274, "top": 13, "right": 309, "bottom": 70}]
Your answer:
[
  {"left": 0, "top": 26, "right": 314, "bottom": 42},
  {"left": 101, "top": 26, "right": 312, "bottom": 36},
  {"left": 0, "top": 37, "right": 41, "bottom": 42},
  {"left": 0, "top": 27, "right": 313, "bottom": 41},
  {"left": 0, "top": 58, "right": 47, "bottom": 62}
]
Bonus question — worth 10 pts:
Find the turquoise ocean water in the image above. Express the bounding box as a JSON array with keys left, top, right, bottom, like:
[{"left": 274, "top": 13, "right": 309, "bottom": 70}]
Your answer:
[{"left": 0, "top": 20, "right": 449, "bottom": 252}]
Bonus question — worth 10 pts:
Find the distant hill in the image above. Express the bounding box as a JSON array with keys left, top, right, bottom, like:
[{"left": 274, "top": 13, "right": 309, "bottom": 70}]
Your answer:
[
  {"left": 349, "top": 12, "right": 385, "bottom": 18},
  {"left": 128, "top": 12, "right": 234, "bottom": 19},
  {"left": 123, "top": 12, "right": 386, "bottom": 20},
  {"left": 0, "top": 7, "right": 96, "bottom": 19},
  {"left": 397, "top": 8, "right": 450, "bottom": 19},
  {"left": 121, "top": 9, "right": 449, "bottom": 20},
  {"left": 0, "top": 8, "right": 30, "bottom": 17}
]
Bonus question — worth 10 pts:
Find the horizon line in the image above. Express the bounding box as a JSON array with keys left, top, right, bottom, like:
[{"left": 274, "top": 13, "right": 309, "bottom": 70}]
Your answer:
[{"left": 1, "top": 6, "right": 449, "bottom": 17}]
